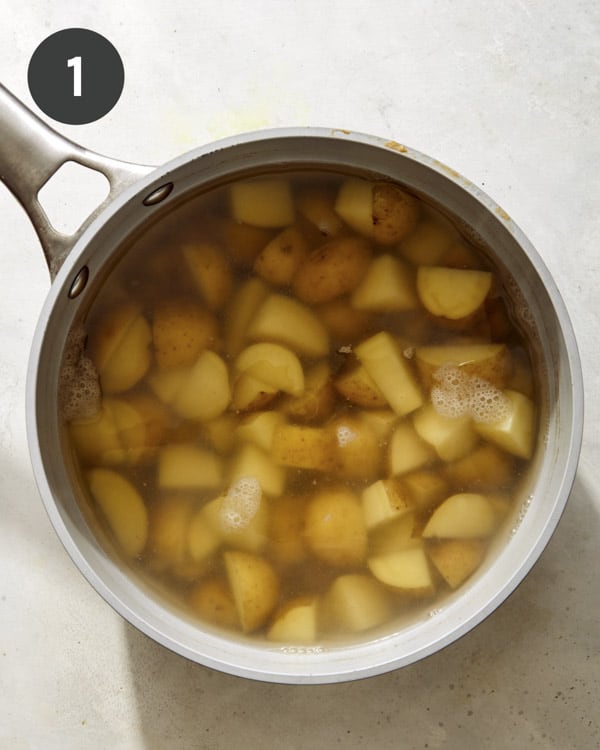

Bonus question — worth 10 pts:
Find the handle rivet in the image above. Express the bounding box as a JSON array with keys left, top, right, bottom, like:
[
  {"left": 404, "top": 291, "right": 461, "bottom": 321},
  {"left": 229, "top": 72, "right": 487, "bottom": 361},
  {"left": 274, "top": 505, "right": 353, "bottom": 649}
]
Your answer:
[
  {"left": 68, "top": 266, "right": 89, "bottom": 299},
  {"left": 143, "top": 182, "right": 174, "bottom": 206}
]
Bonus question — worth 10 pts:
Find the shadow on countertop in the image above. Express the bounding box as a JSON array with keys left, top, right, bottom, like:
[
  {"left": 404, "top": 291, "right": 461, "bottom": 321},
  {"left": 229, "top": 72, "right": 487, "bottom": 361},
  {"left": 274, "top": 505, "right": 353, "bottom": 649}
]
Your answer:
[{"left": 123, "top": 473, "right": 600, "bottom": 750}]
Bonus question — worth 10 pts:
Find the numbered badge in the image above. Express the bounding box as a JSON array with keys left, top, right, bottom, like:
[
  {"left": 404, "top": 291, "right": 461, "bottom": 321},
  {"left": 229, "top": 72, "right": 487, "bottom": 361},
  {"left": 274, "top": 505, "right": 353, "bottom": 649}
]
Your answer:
[{"left": 28, "top": 28, "right": 124, "bottom": 124}]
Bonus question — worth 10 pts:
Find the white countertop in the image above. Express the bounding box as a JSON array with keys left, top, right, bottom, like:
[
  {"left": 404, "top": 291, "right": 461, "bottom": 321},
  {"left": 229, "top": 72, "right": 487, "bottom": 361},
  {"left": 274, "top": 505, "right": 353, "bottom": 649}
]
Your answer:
[{"left": 1, "top": 1, "right": 598, "bottom": 747}]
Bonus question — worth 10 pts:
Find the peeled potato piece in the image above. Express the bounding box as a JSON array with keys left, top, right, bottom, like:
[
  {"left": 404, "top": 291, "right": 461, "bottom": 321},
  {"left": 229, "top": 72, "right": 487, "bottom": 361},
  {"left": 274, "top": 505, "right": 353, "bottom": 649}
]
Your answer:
[
  {"left": 304, "top": 487, "right": 367, "bottom": 568},
  {"left": 334, "top": 178, "right": 374, "bottom": 237},
  {"left": 224, "top": 550, "right": 280, "bottom": 632},
  {"left": 474, "top": 390, "right": 535, "bottom": 459},
  {"left": 247, "top": 293, "right": 329, "bottom": 358},
  {"left": 417, "top": 266, "right": 492, "bottom": 320},
  {"left": 89, "top": 302, "right": 152, "bottom": 394},
  {"left": 172, "top": 350, "right": 231, "bottom": 421},
  {"left": 87, "top": 468, "right": 148, "bottom": 557},
  {"left": 230, "top": 178, "right": 295, "bottom": 228},
  {"left": 235, "top": 342, "right": 304, "bottom": 397},
  {"left": 368, "top": 540, "right": 434, "bottom": 596},
  {"left": 292, "top": 236, "right": 372, "bottom": 304},
  {"left": 152, "top": 298, "right": 219, "bottom": 369},
  {"left": 181, "top": 242, "right": 233, "bottom": 310},
  {"left": 422, "top": 493, "right": 499, "bottom": 539},
  {"left": 369, "top": 513, "right": 416, "bottom": 556},
  {"left": 427, "top": 539, "right": 486, "bottom": 588},
  {"left": 253, "top": 226, "right": 309, "bottom": 285},
  {"left": 201, "top": 490, "right": 269, "bottom": 554},
  {"left": 267, "top": 596, "right": 318, "bottom": 644},
  {"left": 321, "top": 574, "right": 393, "bottom": 633},
  {"left": 188, "top": 577, "right": 240, "bottom": 629},
  {"left": 351, "top": 254, "right": 418, "bottom": 312}
]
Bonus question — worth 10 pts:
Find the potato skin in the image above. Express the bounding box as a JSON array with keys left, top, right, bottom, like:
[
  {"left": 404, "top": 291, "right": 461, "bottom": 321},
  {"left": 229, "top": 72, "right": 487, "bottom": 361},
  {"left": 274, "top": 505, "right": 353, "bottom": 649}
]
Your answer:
[
  {"left": 304, "top": 488, "right": 367, "bottom": 568},
  {"left": 372, "top": 183, "right": 420, "bottom": 244},
  {"left": 292, "top": 236, "right": 372, "bottom": 304}
]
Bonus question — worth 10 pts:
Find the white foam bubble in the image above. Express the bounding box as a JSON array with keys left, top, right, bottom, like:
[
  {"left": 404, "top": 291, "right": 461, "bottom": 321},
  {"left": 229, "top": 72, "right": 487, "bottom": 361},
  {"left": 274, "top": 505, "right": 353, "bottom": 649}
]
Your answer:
[
  {"left": 431, "top": 364, "right": 511, "bottom": 424},
  {"left": 219, "top": 476, "right": 262, "bottom": 530},
  {"left": 336, "top": 424, "right": 357, "bottom": 447},
  {"left": 59, "top": 326, "right": 101, "bottom": 420}
]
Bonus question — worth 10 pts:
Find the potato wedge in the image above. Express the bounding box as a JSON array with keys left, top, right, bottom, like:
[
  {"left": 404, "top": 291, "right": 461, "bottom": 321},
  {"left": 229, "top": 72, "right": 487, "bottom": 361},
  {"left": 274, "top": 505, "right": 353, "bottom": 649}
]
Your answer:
[
  {"left": 368, "top": 540, "right": 434, "bottom": 595},
  {"left": 334, "top": 362, "right": 388, "bottom": 408},
  {"left": 372, "top": 182, "right": 420, "bottom": 244},
  {"left": 422, "top": 493, "right": 499, "bottom": 539},
  {"left": 412, "top": 403, "right": 478, "bottom": 462},
  {"left": 369, "top": 513, "right": 416, "bottom": 556},
  {"left": 229, "top": 443, "right": 286, "bottom": 497},
  {"left": 188, "top": 577, "right": 239, "bottom": 629},
  {"left": 181, "top": 242, "right": 233, "bottom": 310},
  {"left": 271, "top": 423, "right": 337, "bottom": 473},
  {"left": 235, "top": 342, "right": 304, "bottom": 397},
  {"left": 172, "top": 350, "right": 231, "bottom": 421},
  {"left": 246, "top": 293, "right": 329, "bottom": 358},
  {"left": 361, "top": 479, "right": 413, "bottom": 530},
  {"left": 321, "top": 574, "right": 393, "bottom": 633},
  {"left": 388, "top": 420, "right": 436, "bottom": 476},
  {"left": 87, "top": 468, "right": 148, "bottom": 557},
  {"left": 304, "top": 487, "right": 367, "bottom": 568},
  {"left": 417, "top": 266, "right": 492, "bottom": 320},
  {"left": 331, "top": 416, "right": 382, "bottom": 481},
  {"left": 224, "top": 550, "right": 279, "bottom": 632},
  {"left": 158, "top": 443, "right": 223, "bottom": 490},
  {"left": 351, "top": 254, "right": 418, "bottom": 312},
  {"left": 267, "top": 596, "right": 318, "bottom": 644},
  {"left": 253, "top": 226, "right": 309, "bottom": 285},
  {"left": 230, "top": 178, "right": 295, "bottom": 228},
  {"left": 224, "top": 277, "right": 269, "bottom": 357},
  {"left": 427, "top": 539, "right": 486, "bottom": 588},
  {"left": 152, "top": 298, "right": 219, "bottom": 369},
  {"left": 414, "top": 342, "right": 511, "bottom": 391},
  {"left": 333, "top": 178, "right": 374, "bottom": 237},
  {"left": 474, "top": 389, "right": 535, "bottom": 459},
  {"left": 279, "top": 361, "right": 336, "bottom": 423},
  {"left": 292, "top": 236, "right": 372, "bottom": 304}
]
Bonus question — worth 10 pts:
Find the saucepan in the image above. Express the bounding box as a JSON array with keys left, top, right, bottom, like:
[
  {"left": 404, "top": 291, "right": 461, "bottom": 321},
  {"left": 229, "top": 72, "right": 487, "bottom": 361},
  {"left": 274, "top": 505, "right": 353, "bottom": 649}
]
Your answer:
[{"left": 0, "top": 83, "right": 583, "bottom": 683}]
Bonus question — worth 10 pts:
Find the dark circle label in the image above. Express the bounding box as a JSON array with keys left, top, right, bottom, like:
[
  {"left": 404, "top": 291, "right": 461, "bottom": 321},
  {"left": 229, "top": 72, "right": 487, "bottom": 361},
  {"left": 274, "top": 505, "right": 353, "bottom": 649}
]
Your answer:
[{"left": 28, "top": 28, "right": 124, "bottom": 125}]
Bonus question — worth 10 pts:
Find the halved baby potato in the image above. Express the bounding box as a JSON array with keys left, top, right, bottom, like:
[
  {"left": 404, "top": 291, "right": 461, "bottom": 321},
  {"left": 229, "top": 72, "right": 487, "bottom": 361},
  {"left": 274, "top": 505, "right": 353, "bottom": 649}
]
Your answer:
[
  {"left": 224, "top": 550, "right": 280, "bottom": 632},
  {"left": 427, "top": 539, "right": 486, "bottom": 589},
  {"left": 304, "top": 487, "right": 367, "bottom": 568},
  {"left": 368, "top": 539, "right": 435, "bottom": 596},
  {"left": 422, "top": 493, "right": 499, "bottom": 539},
  {"left": 253, "top": 226, "right": 309, "bottom": 286},
  {"left": 234, "top": 342, "right": 304, "bottom": 397},
  {"left": 152, "top": 298, "right": 219, "bottom": 370},
  {"left": 181, "top": 241, "right": 233, "bottom": 310},
  {"left": 320, "top": 574, "right": 393, "bottom": 633},
  {"left": 417, "top": 266, "right": 492, "bottom": 320},
  {"left": 267, "top": 596, "right": 318, "bottom": 643}
]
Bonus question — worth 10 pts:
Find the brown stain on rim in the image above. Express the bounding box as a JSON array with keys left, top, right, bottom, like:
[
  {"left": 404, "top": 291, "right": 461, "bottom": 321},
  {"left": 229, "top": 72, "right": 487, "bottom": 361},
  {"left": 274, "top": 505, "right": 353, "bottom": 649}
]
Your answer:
[{"left": 385, "top": 140, "right": 408, "bottom": 153}]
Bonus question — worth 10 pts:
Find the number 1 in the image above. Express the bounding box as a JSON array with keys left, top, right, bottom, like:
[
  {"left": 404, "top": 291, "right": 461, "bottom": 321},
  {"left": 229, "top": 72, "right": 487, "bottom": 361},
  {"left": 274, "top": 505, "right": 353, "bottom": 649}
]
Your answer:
[{"left": 67, "top": 56, "right": 82, "bottom": 97}]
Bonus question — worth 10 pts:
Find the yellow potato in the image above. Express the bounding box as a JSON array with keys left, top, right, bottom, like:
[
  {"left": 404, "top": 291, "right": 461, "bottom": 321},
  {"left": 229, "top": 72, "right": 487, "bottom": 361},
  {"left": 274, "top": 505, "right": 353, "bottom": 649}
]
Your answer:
[
  {"left": 246, "top": 293, "right": 329, "bottom": 358},
  {"left": 474, "top": 389, "right": 535, "bottom": 459},
  {"left": 202, "top": 490, "right": 269, "bottom": 553},
  {"left": 188, "top": 577, "right": 240, "bottom": 629},
  {"left": 351, "top": 254, "right": 418, "bottom": 312},
  {"left": 235, "top": 411, "right": 286, "bottom": 452},
  {"left": 230, "top": 178, "right": 295, "bottom": 228},
  {"left": 172, "top": 350, "right": 231, "bottom": 421},
  {"left": 361, "top": 479, "right": 413, "bottom": 530},
  {"left": 417, "top": 266, "right": 492, "bottom": 320},
  {"left": 422, "top": 493, "right": 499, "bottom": 539},
  {"left": 268, "top": 495, "right": 308, "bottom": 566},
  {"left": 316, "top": 297, "right": 372, "bottom": 341},
  {"left": 333, "top": 177, "right": 374, "bottom": 237},
  {"left": 372, "top": 182, "right": 420, "bottom": 244},
  {"left": 157, "top": 443, "right": 223, "bottom": 490},
  {"left": 304, "top": 487, "right": 367, "bottom": 568},
  {"left": 235, "top": 342, "right": 304, "bottom": 397},
  {"left": 321, "top": 574, "right": 393, "bottom": 633},
  {"left": 358, "top": 409, "right": 398, "bottom": 440},
  {"left": 279, "top": 361, "right": 336, "bottom": 423},
  {"left": 292, "top": 236, "right": 372, "bottom": 304},
  {"left": 89, "top": 302, "right": 152, "bottom": 393},
  {"left": 334, "top": 362, "right": 388, "bottom": 408},
  {"left": 427, "top": 539, "right": 486, "bottom": 588},
  {"left": 147, "top": 495, "right": 195, "bottom": 570},
  {"left": 412, "top": 403, "right": 478, "bottom": 462},
  {"left": 223, "top": 277, "right": 269, "bottom": 356},
  {"left": 267, "top": 596, "right": 318, "bottom": 644},
  {"left": 224, "top": 550, "right": 280, "bottom": 632},
  {"left": 253, "top": 226, "right": 309, "bottom": 285},
  {"left": 388, "top": 420, "right": 436, "bottom": 476},
  {"left": 296, "top": 187, "right": 344, "bottom": 238},
  {"left": 187, "top": 507, "right": 221, "bottom": 562},
  {"left": 181, "top": 241, "right": 233, "bottom": 310},
  {"left": 396, "top": 470, "right": 449, "bottom": 513},
  {"left": 354, "top": 332, "right": 423, "bottom": 417},
  {"left": 87, "top": 468, "right": 148, "bottom": 557},
  {"left": 152, "top": 298, "right": 219, "bottom": 369},
  {"left": 271, "top": 423, "right": 337, "bottom": 473},
  {"left": 231, "top": 372, "right": 279, "bottom": 412},
  {"left": 331, "top": 416, "right": 382, "bottom": 481},
  {"left": 445, "top": 443, "right": 515, "bottom": 491},
  {"left": 399, "top": 220, "right": 455, "bottom": 266},
  {"left": 229, "top": 443, "right": 286, "bottom": 497},
  {"left": 204, "top": 413, "right": 239, "bottom": 454},
  {"left": 368, "top": 540, "right": 435, "bottom": 595},
  {"left": 414, "top": 342, "right": 511, "bottom": 391},
  {"left": 213, "top": 218, "right": 275, "bottom": 267}
]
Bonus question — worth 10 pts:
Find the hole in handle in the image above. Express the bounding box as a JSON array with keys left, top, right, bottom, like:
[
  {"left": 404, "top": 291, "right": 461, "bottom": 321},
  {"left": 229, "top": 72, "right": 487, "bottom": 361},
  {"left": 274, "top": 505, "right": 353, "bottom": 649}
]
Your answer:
[{"left": 37, "top": 160, "right": 110, "bottom": 235}]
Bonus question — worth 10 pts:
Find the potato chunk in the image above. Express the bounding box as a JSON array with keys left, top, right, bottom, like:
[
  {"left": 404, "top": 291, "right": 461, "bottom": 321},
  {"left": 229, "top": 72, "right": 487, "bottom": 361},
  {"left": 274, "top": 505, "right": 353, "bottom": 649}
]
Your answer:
[
  {"left": 224, "top": 277, "right": 269, "bottom": 357},
  {"left": 412, "top": 403, "right": 478, "bottom": 462},
  {"left": 271, "top": 424, "right": 337, "bottom": 473},
  {"left": 331, "top": 416, "right": 382, "bottom": 480},
  {"left": 87, "top": 468, "right": 148, "bottom": 557},
  {"left": 388, "top": 420, "right": 435, "bottom": 476},
  {"left": 368, "top": 540, "right": 434, "bottom": 595},
  {"left": 361, "top": 479, "right": 412, "bottom": 530},
  {"left": 297, "top": 187, "right": 344, "bottom": 238},
  {"left": 321, "top": 574, "right": 393, "bottom": 633},
  {"left": 292, "top": 236, "right": 372, "bottom": 304},
  {"left": 422, "top": 493, "right": 499, "bottom": 539},
  {"left": 188, "top": 577, "right": 239, "bottom": 629},
  {"left": 152, "top": 298, "right": 218, "bottom": 369},
  {"left": 304, "top": 488, "right": 367, "bottom": 568},
  {"left": 280, "top": 361, "right": 336, "bottom": 423},
  {"left": 334, "top": 362, "right": 388, "bottom": 408},
  {"left": 267, "top": 596, "right": 318, "bottom": 643},
  {"left": 417, "top": 266, "right": 492, "bottom": 320},
  {"left": 351, "top": 254, "right": 418, "bottom": 312},
  {"left": 158, "top": 443, "right": 223, "bottom": 490},
  {"left": 147, "top": 495, "right": 195, "bottom": 570},
  {"left": 235, "top": 342, "right": 304, "bottom": 397},
  {"left": 181, "top": 242, "right": 233, "bottom": 310},
  {"left": 372, "top": 182, "right": 420, "bottom": 244},
  {"left": 268, "top": 495, "right": 308, "bottom": 566},
  {"left": 230, "top": 178, "right": 295, "bottom": 228},
  {"left": 427, "top": 539, "right": 486, "bottom": 588},
  {"left": 474, "top": 389, "right": 535, "bottom": 459},
  {"left": 235, "top": 411, "right": 285, "bottom": 452},
  {"left": 414, "top": 342, "right": 511, "bottom": 391},
  {"left": 224, "top": 550, "right": 279, "bottom": 632},
  {"left": 253, "top": 226, "right": 309, "bottom": 285},
  {"left": 172, "top": 350, "right": 231, "bottom": 421},
  {"left": 229, "top": 443, "right": 286, "bottom": 497}
]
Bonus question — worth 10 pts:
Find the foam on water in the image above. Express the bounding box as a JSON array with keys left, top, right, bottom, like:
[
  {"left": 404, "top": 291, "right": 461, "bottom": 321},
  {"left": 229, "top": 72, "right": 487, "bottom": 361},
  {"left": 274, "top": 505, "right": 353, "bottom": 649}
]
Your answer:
[
  {"left": 219, "top": 476, "right": 262, "bottom": 530},
  {"left": 58, "top": 326, "right": 101, "bottom": 420},
  {"left": 431, "top": 363, "right": 511, "bottom": 424}
]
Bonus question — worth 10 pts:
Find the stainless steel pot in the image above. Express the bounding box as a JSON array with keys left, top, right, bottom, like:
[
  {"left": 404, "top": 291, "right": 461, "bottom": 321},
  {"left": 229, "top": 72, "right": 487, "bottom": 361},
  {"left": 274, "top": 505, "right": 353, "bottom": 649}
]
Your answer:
[{"left": 0, "top": 83, "right": 583, "bottom": 684}]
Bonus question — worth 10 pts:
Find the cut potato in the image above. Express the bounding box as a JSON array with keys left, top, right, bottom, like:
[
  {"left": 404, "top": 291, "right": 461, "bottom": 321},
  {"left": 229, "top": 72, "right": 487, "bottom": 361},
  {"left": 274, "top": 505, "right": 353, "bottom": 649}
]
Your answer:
[
  {"left": 280, "top": 361, "right": 336, "bottom": 423},
  {"left": 316, "top": 297, "right": 372, "bottom": 340},
  {"left": 351, "top": 254, "right": 418, "bottom": 312},
  {"left": 215, "top": 218, "right": 275, "bottom": 267},
  {"left": 292, "top": 236, "right": 372, "bottom": 304},
  {"left": 474, "top": 390, "right": 535, "bottom": 460},
  {"left": 230, "top": 178, "right": 295, "bottom": 228},
  {"left": 296, "top": 187, "right": 344, "bottom": 238},
  {"left": 358, "top": 409, "right": 398, "bottom": 440},
  {"left": 268, "top": 495, "right": 308, "bottom": 566},
  {"left": 89, "top": 302, "right": 152, "bottom": 393},
  {"left": 87, "top": 468, "right": 148, "bottom": 557},
  {"left": 417, "top": 266, "right": 492, "bottom": 320},
  {"left": 158, "top": 443, "right": 223, "bottom": 490},
  {"left": 181, "top": 242, "right": 233, "bottom": 310},
  {"left": 224, "top": 276, "right": 269, "bottom": 356},
  {"left": 397, "top": 470, "right": 449, "bottom": 513},
  {"left": 152, "top": 298, "right": 219, "bottom": 370},
  {"left": 204, "top": 413, "right": 239, "bottom": 454},
  {"left": 368, "top": 540, "right": 434, "bottom": 595},
  {"left": 372, "top": 182, "right": 420, "bottom": 244},
  {"left": 321, "top": 574, "right": 393, "bottom": 633},
  {"left": 331, "top": 416, "right": 382, "bottom": 480},
  {"left": 235, "top": 411, "right": 286, "bottom": 452},
  {"left": 399, "top": 221, "right": 455, "bottom": 266},
  {"left": 231, "top": 371, "right": 279, "bottom": 412},
  {"left": 414, "top": 342, "right": 511, "bottom": 391},
  {"left": 388, "top": 420, "right": 435, "bottom": 476},
  {"left": 69, "top": 401, "right": 128, "bottom": 466},
  {"left": 369, "top": 513, "right": 415, "bottom": 556},
  {"left": 172, "top": 350, "right": 231, "bottom": 421},
  {"left": 267, "top": 596, "right": 318, "bottom": 644},
  {"left": 188, "top": 577, "right": 239, "bottom": 629},
  {"left": 202, "top": 490, "right": 269, "bottom": 553},
  {"left": 334, "top": 362, "right": 388, "bottom": 408},
  {"left": 333, "top": 178, "right": 374, "bottom": 237},
  {"left": 354, "top": 332, "right": 423, "bottom": 416},
  {"left": 361, "top": 479, "right": 413, "bottom": 530},
  {"left": 147, "top": 365, "right": 189, "bottom": 406},
  {"left": 224, "top": 550, "right": 279, "bottom": 632},
  {"left": 253, "top": 226, "right": 309, "bottom": 286},
  {"left": 271, "top": 423, "right": 337, "bottom": 473},
  {"left": 422, "top": 493, "right": 499, "bottom": 539},
  {"left": 427, "top": 539, "right": 486, "bottom": 589},
  {"left": 304, "top": 487, "right": 367, "bottom": 568},
  {"left": 412, "top": 403, "right": 478, "bottom": 462},
  {"left": 187, "top": 507, "right": 221, "bottom": 562},
  {"left": 235, "top": 342, "right": 304, "bottom": 397},
  {"left": 445, "top": 443, "right": 515, "bottom": 491},
  {"left": 246, "top": 293, "right": 329, "bottom": 358},
  {"left": 147, "top": 495, "right": 194, "bottom": 569},
  {"left": 229, "top": 443, "right": 285, "bottom": 497}
]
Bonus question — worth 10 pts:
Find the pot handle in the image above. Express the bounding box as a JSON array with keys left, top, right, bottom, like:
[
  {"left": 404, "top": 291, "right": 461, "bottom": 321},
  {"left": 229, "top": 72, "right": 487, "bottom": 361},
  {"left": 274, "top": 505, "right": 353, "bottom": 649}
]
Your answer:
[{"left": 0, "top": 83, "right": 153, "bottom": 278}]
